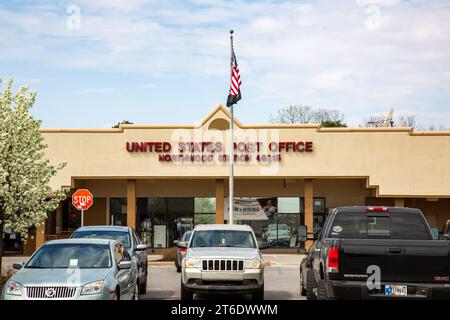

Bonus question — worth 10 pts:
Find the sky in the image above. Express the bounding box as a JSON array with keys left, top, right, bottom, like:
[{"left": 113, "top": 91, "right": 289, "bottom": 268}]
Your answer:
[{"left": 0, "top": 0, "right": 449, "bottom": 128}]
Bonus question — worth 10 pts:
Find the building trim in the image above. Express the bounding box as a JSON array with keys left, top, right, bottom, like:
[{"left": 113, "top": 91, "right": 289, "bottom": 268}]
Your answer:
[{"left": 39, "top": 105, "right": 450, "bottom": 136}]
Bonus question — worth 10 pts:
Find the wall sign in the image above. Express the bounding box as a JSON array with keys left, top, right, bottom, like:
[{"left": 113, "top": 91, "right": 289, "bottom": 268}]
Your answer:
[{"left": 126, "top": 141, "right": 313, "bottom": 163}]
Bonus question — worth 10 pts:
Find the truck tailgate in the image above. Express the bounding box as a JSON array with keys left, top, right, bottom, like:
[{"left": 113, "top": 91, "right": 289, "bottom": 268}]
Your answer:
[{"left": 339, "top": 239, "right": 450, "bottom": 283}]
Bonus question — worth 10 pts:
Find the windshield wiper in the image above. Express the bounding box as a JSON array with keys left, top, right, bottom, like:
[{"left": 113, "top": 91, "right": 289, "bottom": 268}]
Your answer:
[{"left": 26, "top": 266, "right": 46, "bottom": 269}]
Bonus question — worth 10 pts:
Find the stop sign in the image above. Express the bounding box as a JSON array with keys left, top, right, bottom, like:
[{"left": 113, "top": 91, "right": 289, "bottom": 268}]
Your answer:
[{"left": 72, "top": 189, "right": 94, "bottom": 211}]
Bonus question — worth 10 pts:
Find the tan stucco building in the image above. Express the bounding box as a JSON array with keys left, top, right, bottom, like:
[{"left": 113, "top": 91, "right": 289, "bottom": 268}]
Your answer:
[{"left": 16, "top": 105, "right": 450, "bottom": 254}]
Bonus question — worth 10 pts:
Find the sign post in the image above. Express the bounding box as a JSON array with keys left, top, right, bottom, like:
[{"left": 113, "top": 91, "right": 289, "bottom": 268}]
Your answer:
[{"left": 72, "top": 189, "right": 94, "bottom": 227}]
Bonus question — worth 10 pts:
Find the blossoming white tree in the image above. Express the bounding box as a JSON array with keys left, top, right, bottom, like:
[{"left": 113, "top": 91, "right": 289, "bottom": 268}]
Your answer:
[{"left": 0, "top": 78, "right": 67, "bottom": 272}]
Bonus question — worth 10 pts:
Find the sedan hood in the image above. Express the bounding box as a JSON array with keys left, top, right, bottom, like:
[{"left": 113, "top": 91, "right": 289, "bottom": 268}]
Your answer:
[
  {"left": 10, "top": 268, "right": 112, "bottom": 286},
  {"left": 187, "top": 247, "right": 259, "bottom": 260}
]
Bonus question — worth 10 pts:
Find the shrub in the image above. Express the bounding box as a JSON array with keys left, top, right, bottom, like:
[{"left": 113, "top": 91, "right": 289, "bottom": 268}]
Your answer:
[
  {"left": 0, "top": 269, "right": 15, "bottom": 291},
  {"left": 161, "top": 248, "right": 177, "bottom": 261}
]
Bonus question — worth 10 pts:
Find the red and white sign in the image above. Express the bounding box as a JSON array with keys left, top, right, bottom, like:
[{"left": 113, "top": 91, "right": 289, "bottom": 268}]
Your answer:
[{"left": 72, "top": 189, "right": 94, "bottom": 211}]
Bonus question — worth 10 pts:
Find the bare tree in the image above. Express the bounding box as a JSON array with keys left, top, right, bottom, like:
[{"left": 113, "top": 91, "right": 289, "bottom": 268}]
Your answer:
[
  {"left": 428, "top": 125, "right": 450, "bottom": 131},
  {"left": 397, "top": 114, "right": 420, "bottom": 130},
  {"left": 361, "top": 113, "right": 420, "bottom": 130},
  {"left": 313, "top": 108, "right": 345, "bottom": 124},
  {"left": 270, "top": 105, "right": 313, "bottom": 124},
  {"left": 271, "top": 105, "right": 345, "bottom": 126},
  {"left": 362, "top": 115, "right": 387, "bottom": 127}
]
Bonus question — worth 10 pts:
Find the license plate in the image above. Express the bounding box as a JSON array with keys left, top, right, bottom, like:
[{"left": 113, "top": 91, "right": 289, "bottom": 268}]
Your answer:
[{"left": 385, "top": 285, "right": 407, "bottom": 297}]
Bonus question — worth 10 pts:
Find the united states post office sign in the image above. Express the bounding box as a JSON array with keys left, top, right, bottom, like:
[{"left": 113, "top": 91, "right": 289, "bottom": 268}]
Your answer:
[{"left": 125, "top": 141, "right": 313, "bottom": 163}]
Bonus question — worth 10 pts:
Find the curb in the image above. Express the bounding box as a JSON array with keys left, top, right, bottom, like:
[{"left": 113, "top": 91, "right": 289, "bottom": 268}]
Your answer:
[{"left": 149, "top": 261, "right": 175, "bottom": 266}]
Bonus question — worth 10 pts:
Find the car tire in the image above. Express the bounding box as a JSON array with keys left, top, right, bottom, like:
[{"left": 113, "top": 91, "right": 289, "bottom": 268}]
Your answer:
[
  {"left": 139, "top": 271, "right": 148, "bottom": 294},
  {"left": 306, "top": 270, "right": 317, "bottom": 300},
  {"left": 176, "top": 265, "right": 182, "bottom": 273},
  {"left": 113, "top": 288, "right": 120, "bottom": 301},
  {"left": 251, "top": 284, "right": 264, "bottom": 300},
  {"left": 181, "top": 280, "right": 194, "bottom": 301},
  {"left": 300, "top": 270, "right": 307, "bottom": 296},
  {"left": 316, "top": 280, "right": 329, "bottom": 300},
  {"left": 133, "top": 283, "right": 140, "bottom": 300}
]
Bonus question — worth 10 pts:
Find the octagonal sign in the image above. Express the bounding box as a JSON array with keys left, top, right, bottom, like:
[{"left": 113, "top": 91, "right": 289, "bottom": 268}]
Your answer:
[{"left": 72, "top": 189, "right": 94, "bottom": 211}]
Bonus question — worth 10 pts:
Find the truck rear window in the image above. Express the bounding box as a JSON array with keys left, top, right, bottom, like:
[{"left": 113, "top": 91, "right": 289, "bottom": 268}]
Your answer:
[{"left": 329, "top": 212, "right": 430, "bottom": 240}]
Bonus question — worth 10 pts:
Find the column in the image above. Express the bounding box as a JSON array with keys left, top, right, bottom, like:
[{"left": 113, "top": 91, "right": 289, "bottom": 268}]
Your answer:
[
  {"left": 127, "top": 179, "right": 137, "bottom": 229},
  {"left": 395, "top": 198, "right": 405, "bottom": 207},
  {"left": 35, "top": 221, "right": 46, "bottom": 250},
  {"left": 304, "top": 179, "right": 314, "bottom": 249},
  {"left": 215, "top": 179, "right": 225, "bottom": 224}
]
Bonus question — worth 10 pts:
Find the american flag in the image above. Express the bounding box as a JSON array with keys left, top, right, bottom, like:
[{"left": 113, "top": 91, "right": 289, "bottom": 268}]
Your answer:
[{"left": 226, "top": 49, "right": 242, "bottom": 107}]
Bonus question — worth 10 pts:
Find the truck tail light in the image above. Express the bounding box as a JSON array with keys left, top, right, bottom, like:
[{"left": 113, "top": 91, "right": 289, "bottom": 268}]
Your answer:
[
  {"left": 180, "top": 247, "right": 187, "bottom": 253},
  {"left": 367, "top": 206, "right": 389, "bottom": 212},
  {"left": 327, "top": 247, "right": 339, "bottom": 273}
]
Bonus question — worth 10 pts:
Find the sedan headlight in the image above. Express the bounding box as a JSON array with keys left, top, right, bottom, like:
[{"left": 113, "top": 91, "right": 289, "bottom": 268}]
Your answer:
[
  {"left": 245, "top": 258, "right": 261, "bottom": 269},
  {"left": 81, "top": 281, "right": 104, "bottom": 296},
  {"left": 5, "top": 280, "right": 23, "bottom": 296},
  {"left": 184, "top": 257, "right": 201, "bottom": 269}
]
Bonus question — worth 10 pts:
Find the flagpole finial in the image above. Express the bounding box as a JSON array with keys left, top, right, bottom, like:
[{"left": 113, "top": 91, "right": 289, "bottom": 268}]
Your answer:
[{"left": 230, "top": 29, "right": 234, "bottom": 35}]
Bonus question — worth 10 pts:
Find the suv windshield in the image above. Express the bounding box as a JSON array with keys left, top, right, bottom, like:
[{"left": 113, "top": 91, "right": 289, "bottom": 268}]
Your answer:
[
  {"left": 26, "top": 243, "right": 112, "bottom": 269},
  {"left": 72, "top": 230, "right": 131, "bottom": 248},
  {"left": 329, "top": 212, "right": 430, "bottom": 240},
  {"left": 190, "top": 230, "right": 256, "bottom": 248}
]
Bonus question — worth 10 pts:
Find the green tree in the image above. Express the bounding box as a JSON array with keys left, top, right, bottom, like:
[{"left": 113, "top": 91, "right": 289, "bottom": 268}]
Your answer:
[
  {"left": 0, "top": 78, "right": 67, "bottom": 271},
  {"left": 112, "top": 120, "right": 133, "bottom": 128},
  {"left": 321, "top": 120, "right": 347, "bottom": 127}
]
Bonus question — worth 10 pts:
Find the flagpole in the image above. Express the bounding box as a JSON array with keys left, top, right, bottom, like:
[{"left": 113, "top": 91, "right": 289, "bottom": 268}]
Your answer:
[{"left": 228, "top": 30, "right": 234, "bottom": 225}]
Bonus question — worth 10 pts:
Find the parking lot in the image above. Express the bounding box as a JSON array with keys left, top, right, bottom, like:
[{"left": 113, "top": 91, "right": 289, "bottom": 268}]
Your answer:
[{"left": 141, "top": 254, "right": 305, "bottom": 300}]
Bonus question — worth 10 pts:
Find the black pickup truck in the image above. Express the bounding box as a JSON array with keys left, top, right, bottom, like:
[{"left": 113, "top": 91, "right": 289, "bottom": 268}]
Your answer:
[{"left": 308, "top": 206, "right": 450, "bottom": 300}]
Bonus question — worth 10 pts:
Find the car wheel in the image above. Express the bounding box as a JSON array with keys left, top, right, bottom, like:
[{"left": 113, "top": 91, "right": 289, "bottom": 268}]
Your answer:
[
  {"left": 139, "top": 271, "right": 148, "bottom": 294},
  {"left": 113, "top": 288, "right": 120, "bottom": 301},
  {"left": 176, "top": 265, "right": 182, "bottom": 273},
  {"left": 300, "top": 270, "right": 307, "bottom": 296},
  {"left": 316, "top": 280, "right": 329, "bottom": 300},
  {"left": 181, "top": 280, "right": 193, "bottom": 301},
  {"left": 306, "top": 270, "right": 317, "bottom": 300},
  {"left": 133, "top": 283, "right": 140, "bottom": 300},
  {"left": 251, "top": 284, "right": 264, "bottom": 300}
]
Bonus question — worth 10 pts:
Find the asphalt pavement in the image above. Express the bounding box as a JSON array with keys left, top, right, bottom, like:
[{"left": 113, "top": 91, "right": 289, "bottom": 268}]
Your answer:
[
  {"left": 141, "top": 254, "right": 306, "bottom": 300},
  {"left": 2, "top": 254, "right": 306, "bottom": 300}
]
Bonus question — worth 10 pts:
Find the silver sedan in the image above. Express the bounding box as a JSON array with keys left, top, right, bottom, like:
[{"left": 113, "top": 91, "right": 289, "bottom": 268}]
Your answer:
[{"left": 1, "top": 239, "right": 139, "bottom": 300}]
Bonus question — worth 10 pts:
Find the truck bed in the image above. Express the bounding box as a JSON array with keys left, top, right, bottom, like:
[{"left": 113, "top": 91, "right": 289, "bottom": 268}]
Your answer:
[{"left": 335, "top": 238, "right": 450, "bottom": 283}]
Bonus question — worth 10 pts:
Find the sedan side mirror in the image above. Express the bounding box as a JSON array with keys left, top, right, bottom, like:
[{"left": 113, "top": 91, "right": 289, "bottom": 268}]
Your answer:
[
  {"left": 135, "top": 244, "right": 148, "bottom": 251},
  {"left": 13, "top": 262, "right": 24, "bottom": 270},
  {"left": 118, "top": 261, "right": 132, "bottom": 270}
]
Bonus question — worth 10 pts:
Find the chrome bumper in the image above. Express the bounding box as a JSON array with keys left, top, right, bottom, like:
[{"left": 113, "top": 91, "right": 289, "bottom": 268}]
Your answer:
[{"left": 182, "top": 267, "right": 264, "bottom": 293}]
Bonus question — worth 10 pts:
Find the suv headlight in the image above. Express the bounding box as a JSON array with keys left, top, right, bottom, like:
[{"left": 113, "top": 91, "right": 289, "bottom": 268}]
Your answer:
[
  {"left": 245, "top": 258, "right": 261, "bottom": 269},
  {"left": 184, "top": 257, "right": 201, "bottom": 269},
  {"left": 5, "top": 280, "right": 23, "bottom": 296},
  {"left": 81, "top": 281, "right": 104, "bottom": 295}
]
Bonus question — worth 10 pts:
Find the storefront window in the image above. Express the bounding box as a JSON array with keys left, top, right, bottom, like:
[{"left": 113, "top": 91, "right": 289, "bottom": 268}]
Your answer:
[
  {"left": 278, "top": 197, "right": 300, "bottom": 213},
  {"left": 61, "top": 199, "right": 81, "bottom": 232},
  {"left": 136, "top": 197, "right": 194, "bottom": 248},
  {"left": 313, "top": 198, "right": 326, "bottom": 234},
  {"left": 194, "top": 214, "right": 216, "bottom": 225},
  {"left": 194, "top": 198, "right": 216, "bottom": 226},
  {"left": 110, "top": 198, "right": 127, "bottom": 226}
]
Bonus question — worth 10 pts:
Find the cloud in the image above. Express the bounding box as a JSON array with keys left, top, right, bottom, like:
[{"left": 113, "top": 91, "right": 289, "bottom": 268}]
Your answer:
[
  {"left": 0, "top": 0, "right": 450, "bottom": 127},
  {"left": 77, "top": 87, "right": 115, "bottom": 94},
  {"left": 355, "top": 0, "right": 401, "bottom": 6}
]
